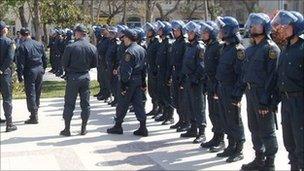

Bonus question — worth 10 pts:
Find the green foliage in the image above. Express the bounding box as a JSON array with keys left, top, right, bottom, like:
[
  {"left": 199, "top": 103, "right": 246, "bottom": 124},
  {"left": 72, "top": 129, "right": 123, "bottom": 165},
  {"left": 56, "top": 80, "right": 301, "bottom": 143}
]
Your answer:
[{"left": 41, "top": 0, "right": 84, "bottom": 28}]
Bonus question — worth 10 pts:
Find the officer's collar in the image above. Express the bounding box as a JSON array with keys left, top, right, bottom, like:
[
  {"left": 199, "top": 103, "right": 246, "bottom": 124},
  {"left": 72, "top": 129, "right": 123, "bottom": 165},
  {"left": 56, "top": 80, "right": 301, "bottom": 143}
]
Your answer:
[
  {"left": 252, "top": 36, "right": 267, "bottom": 45},
  {"left": 175, "top": 35, "right": 184, "bottom": 41}
]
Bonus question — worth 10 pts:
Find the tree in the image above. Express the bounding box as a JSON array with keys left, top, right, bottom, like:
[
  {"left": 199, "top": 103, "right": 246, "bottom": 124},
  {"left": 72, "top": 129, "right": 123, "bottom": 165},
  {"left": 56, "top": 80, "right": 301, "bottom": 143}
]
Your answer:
[
  {"left": 206, "top": 0, "right": 222, "bottom": 20},
  {"left": 3, "top": 0, "right": 28, "bottom": 27},
  {"left": 155, "top": 0, "right": 182, "bottom": 20},
  {"left": 98, "top": 0, "right": 125, "bottom": 24},
  {"left": 180, "top": 0, "right": 206, "bottom": 20}
]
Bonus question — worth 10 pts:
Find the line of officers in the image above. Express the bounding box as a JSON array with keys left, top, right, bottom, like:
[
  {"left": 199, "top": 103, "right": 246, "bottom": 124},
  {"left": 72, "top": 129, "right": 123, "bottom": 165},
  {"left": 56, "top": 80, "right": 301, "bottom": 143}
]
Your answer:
[{"left": 0, "top": 9, "right": 303, "bottom": 171}]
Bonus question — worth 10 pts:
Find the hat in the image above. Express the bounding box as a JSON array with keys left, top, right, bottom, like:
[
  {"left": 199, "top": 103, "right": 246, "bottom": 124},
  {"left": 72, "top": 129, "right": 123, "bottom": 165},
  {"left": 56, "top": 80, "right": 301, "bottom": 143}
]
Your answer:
[
  {"left": 20, "top": 27, "right": 30, "bottom": 35},
  {"left": 0, "top": 21, "right": 7, "bottom": 30},
  {"left": 122, "top": 28, "right": 137, "bottom": 40},
  {"left": 74, "top": 24, "right": 87, "bottom": 33}
]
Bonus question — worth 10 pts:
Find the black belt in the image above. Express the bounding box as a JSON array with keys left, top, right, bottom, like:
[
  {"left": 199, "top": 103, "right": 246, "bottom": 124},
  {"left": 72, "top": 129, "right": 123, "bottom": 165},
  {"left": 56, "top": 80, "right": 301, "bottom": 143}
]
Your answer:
[{"left": 281, "top": 91, "right": 303, "bottom": 98}]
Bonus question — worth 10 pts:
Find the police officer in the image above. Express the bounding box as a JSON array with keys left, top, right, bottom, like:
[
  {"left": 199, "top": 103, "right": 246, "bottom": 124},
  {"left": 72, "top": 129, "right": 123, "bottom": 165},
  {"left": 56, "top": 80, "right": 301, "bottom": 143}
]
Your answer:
[
  {"left": 48, "top": 29, "right": 57, "bottom": 74},
  {"left": 179, "top": 21, "right": 206, "bottom": 143},
  {"left": 134, "top": 27, "right": 148, "bottom": 108},
  {"left": 96, "top": 25, "right": 111, "bottom": 101},
  {"left": 107, "top": 28, "right": 148, "bottom": 137},
  {"left": 215, "top": 16, "right": 246, "bottom": 163},
  {"left": 53, "top": 29, "right": 65, "bottom": 77},
  {"left": 60, "top": 24, "right": 98, "bottom": 136},
  {"left": 241, "top": 13, "right": 280, "bottom": 171},
  {"left": 154, "top": 21, "right": 174, "bottom": 125},
  {"left": 61, "top": 29, "right": 74, "bottom": 79},
  {"left": 169, "top": 20, "right": 188, "bottom": 130},
  {"left": 0, "top": 21, "right": 17, "bottom": 132},
  {"left": 112, "top": 25, "right": 128, "bottom": 107},
  {"left": 143, "top": 22, "right": 160, "bottom": 117},
  {"left": 105, "top": 26, "right": 118, "bottom": 105},
  {"left": 270, "top": 10, "right": 304, "bottom": 171},
  {"left": 16, "top": 28, "right": 47, "bottom": 124},
  {"left": 199, "top": 21, "right": 225, "bottom": 152}
]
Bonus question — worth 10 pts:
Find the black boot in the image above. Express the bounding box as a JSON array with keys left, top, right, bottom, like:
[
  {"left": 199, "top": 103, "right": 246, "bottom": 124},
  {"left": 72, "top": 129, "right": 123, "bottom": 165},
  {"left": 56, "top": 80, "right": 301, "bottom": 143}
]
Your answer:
[
  {"left": 25, "top": 112, "right": 38, "bottom": 124},
  {"left": 177, "top": 122, "right": 191, "bottom": 132},
  {"left": 217, "top": 138, "right": 236, "bottom": 157},
  {"left": 5, "top": 118, "right": 17, "bottom": 132},
  {"left": 110, "top": 100, "right": 117, "bottom": 107},
  {"left": 226, "top": 141, "right": 244, "bottom": 163},
  {"left": 209, "top": 133, "right": 225, "bottom": 152},
  {"left": 0, "top": 118, "right": 6, "bottom": 123},
  {"left": 162, "top": 108, "right": 174, "bottom": 125},
  {"left": 60, "top": 119, "right": 71, "bottom": 136},
  {"left": 107, "top": 121, "right": 123, "bottom": 134},
  {"left": 261, "top": 157, "right": 275, "bottom": 171},
  {"left": 201, "top": 133, "right": 218, "bottom": 148},
  {"left": 290, "top": 164, "right": 300, "bottom": 171},
  {"left": 241, "top": 152, "right": 265, "bottom": 170},
  {"left": 80, "top": 120, "right": 88, "bottom": 135},
  {"left": 147, "top": 104, "right": 159, "bottom": 116},
  {"left": 133, "top": 121, "right": 148, "bottom": 137},
  {"left": 152, "top": 106, "right": 163, "bottom": 119},
  {"left": 181, "top": 124, "right": 197, "bottom": 137},
  {"left": 193, "top": 127, "right": 206, "bottom": 144},
  {"left": 170, "top": 119, "right": 182, "bottom": 129}
]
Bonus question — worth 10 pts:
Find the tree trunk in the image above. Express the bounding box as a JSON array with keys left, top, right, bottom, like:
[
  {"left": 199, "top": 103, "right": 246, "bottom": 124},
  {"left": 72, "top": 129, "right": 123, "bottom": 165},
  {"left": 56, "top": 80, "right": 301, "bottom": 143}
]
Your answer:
[
  {"left": 18, "top": 5, "right": 28, "bottom": 27},
  {"left": 90, "top": 0, "right": 94, "bottom": 24},
  {"left": 43, "top": 23, "right": 48, "bottom": 46},
  {"left": 145, "top": 0, "right": 152, "bottom": 22},
  {"left": 33, "top": 0, "right": 41, "bottom": 41},
  {"left": 121, "top": 0, "right": 127, "bottom": 24},
  {"left": 96, "top": 0, "right": 102, "bottom": 23}
]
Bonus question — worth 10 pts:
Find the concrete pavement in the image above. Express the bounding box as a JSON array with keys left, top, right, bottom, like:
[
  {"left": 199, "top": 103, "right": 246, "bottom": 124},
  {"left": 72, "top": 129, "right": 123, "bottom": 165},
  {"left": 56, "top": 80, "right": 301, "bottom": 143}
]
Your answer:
[{"left": 1, "top": 97, "right": 290, "bottom": 170}]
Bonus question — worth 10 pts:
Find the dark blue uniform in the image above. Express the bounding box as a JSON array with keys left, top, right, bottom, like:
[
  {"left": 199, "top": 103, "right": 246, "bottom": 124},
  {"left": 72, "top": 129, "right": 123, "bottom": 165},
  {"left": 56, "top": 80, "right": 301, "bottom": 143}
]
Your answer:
[
  {"left": 48, "top": 36, "right": 56, "bottom": 72},
  {"left": 155, "top": 37, "right": 173, "bottom": 119},
  {"left": 243, "top": 38, "right": 279, "bottom": 163},
  {"left": 146, "top": 37, "right": 159, "bottom": 113},
  {"left": 169, "top": 36, "right": 186, "bottom": 122},
  {"left": 215, "top": 41, "right": 246, "bottom": 150},
  {"left": 0, "top": 35, "right": 15, "bottom": 123},
  {"left": 96, "top": 36, "right": 111, "bottom": 98},
  {"left": 115, "top": 42, "right": 147, "bottom": 123},
  {"left": 105, "top": 38, "right": 118, "bottom": 102},
  {"left": 16, "top": 38, "right": 47, "bottom": 117},
  {"left": 204, "top": 40, "right": 223, "bottom": 136},
  {"left": 180, "top": 41, "right": 206, "bottom": 134},
  {"left": 275, "top": 38, "right": 304, "bottom": 170},
  {"left": 61, "top": 38, "right": 98, "bottom": 121},
  {"left": 114, "top": 41, "right": 127, "bottom": 103},
  {"left": 54, "top": 36, "right": 65, "bottom": 75}
]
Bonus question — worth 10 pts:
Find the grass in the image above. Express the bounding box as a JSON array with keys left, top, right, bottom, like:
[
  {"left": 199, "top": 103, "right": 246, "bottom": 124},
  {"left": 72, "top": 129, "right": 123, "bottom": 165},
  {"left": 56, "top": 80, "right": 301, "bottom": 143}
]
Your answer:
[{"left": 12, "top": 80, "right": 100, "bottom": 99}]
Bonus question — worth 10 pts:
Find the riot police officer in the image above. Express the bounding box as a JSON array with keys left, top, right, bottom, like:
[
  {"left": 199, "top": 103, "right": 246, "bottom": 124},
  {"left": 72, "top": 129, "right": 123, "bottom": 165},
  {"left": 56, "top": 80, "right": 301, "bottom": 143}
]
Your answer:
[
  {"left": 199, "top": 21, "right": 225, "bottom": 152},
  {"left": 60, "top": 24, "right": 98, "bottom": 136},
  {"left": 107, "top": 28, "right": 148, "bottom": 137},
  {"left": 143, "top": 22, "right": 160, "bottom": 117},
  {"left": 96, "top": 25, "right": 111, "bottom": 101},
  {"left": 48, "top": 29, "right": 57, "bottom": 74},
  {"left": 0, "top": 21, "right": 17, "bottom": 132},
  {"left": 16, "top": 28, "right": 47, "bottom": 124},
  {"left": 105, "top": 26, "right": 119, "bottom": 105},
  {"left": 154, "top": 21, "right": 174, "bottom": 125},
  {"left": 215, "top": 16, "right": 246, "bottom": 163},
  {"left": 179, "top": 21, "right": 207, "bottom": 144},
  {"left": 53, "top": 29, "right": 65, "bottom": 77},
  {"left": 241, "top": 13, "right": 280, "bottom": 171},
  {"left": 169, "top": 20, "right": 188, "bottom": 131},
  {"left": 270, "top": 10, "right": 304, "bottom": 171},
  {"left": 61, "top": 29, "right": 74, "bottom": 79}
]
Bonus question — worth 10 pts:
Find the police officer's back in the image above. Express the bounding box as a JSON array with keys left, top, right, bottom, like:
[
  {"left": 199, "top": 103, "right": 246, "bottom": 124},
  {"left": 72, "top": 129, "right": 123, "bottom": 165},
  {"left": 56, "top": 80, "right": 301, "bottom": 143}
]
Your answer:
[
  {"left": 60, "top": 24, "right": 98, "bottom": 136},
  {"left": 0, "top": 21, "right": 17, "bottom": 132},
  {"left": 16, "top": 27, "right": 47, "bottom": 125}
]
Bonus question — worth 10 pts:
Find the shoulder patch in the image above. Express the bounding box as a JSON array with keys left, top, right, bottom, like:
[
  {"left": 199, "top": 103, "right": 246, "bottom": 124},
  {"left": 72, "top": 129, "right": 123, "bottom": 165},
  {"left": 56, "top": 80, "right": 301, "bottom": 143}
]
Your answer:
[
  {"left": 124, "top": 53, "right": 132, "bottom": 62},
  {"left": 237, "top": 50, "right": 245, "bottom": 60},
  {"left": 268, "top": 49, "right": 278, "bottom": 60},
  {"left": 236, "top": 43, "right": 245, "bottom": 60}
]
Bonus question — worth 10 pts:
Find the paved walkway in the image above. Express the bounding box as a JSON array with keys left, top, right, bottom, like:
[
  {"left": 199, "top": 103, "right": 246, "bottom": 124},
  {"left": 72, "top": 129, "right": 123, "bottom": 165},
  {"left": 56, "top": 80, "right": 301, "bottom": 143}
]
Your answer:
[
  {"left": 43, "top": 68, "right": 98, "bottom": 82},
  {"left": 1, "top": 97, "right": 289, "bottom": 170}
]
